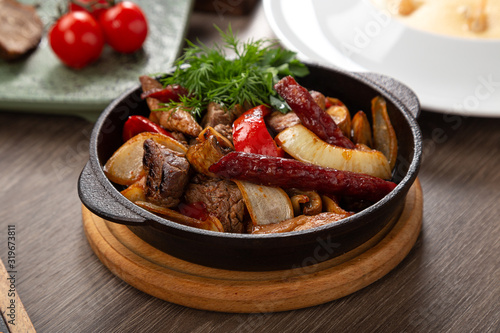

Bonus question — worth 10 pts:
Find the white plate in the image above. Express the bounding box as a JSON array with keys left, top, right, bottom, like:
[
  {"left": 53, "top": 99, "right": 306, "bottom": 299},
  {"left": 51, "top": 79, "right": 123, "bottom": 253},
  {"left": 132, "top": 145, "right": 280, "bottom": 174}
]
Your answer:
[{"left": 264, "top": 0, "right": 500, "bottom": 117}]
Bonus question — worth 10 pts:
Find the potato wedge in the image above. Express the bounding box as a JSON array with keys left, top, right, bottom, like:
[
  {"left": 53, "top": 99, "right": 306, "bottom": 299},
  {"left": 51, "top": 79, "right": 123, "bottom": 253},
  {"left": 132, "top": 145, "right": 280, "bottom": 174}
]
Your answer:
[
  {"left": 275, "top": 124, "right": 392, "bottom": 179},
  {"left": 371, "top": 96, "right": 398, "bottom": 171},
  {"left": 120, "top": 178, "right": 146, "bottom": 202},
  {"left": 104, "top": 132, "right": 187, "bottom": 186},
  {"left": 352, "top": 110, "right": 373, "bottom": 147},
  {"left": 326, "top": 105, "right": 351, "bottom": 138}
]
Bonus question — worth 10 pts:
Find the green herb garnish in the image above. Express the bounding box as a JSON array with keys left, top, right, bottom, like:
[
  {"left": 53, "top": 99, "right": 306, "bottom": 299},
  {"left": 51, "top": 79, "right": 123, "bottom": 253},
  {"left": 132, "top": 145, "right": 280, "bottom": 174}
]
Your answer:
[{"left": 160, "top": 25, "right": 309, "bottom": 119}]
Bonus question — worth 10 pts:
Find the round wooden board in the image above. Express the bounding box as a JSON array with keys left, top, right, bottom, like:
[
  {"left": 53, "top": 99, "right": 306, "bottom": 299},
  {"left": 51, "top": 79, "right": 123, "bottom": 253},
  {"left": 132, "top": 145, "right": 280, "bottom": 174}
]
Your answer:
[{"left": 82, "top": 179, "right": 423, "bottom": 313}]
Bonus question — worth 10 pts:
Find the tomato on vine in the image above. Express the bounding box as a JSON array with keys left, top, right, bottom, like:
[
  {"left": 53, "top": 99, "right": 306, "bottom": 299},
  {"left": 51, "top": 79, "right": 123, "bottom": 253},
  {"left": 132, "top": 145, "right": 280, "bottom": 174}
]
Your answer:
[
  {"left": 99, "top": 1, "right": 148, "bottom": 53},
  {"left": 48, "top": 11, "right": 104, "bottom": 69}
]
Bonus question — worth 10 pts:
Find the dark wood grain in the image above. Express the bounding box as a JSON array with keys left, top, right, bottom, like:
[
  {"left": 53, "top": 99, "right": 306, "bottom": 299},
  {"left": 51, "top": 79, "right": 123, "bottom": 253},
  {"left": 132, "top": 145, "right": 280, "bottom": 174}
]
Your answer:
[{"left": 1, "top": 5, "right": 500, "bottom": 333}]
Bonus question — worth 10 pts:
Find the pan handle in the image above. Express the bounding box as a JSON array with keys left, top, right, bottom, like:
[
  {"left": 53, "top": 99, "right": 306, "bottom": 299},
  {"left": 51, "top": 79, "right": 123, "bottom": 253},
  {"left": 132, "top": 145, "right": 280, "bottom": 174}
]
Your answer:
[
  {"left": 78, "top": 162, "right": 148, "bottom": 225},
  {"left": 356, "top": 72, "right": 421, "bottom": 119}
]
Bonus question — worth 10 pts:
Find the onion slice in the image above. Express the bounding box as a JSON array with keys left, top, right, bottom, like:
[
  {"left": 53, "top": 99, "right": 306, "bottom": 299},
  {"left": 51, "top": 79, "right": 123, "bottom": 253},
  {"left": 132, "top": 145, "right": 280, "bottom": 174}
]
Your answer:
[
  {"left": 233, "top": 180, "right": 294, "bottom": 226},
  {"left": 275, "top": 124, "right": 392, "bottom": 179},
  {"left": 104, "top": 132, "right": 187, "bottom": 186},
  {"left": 135, "top": 201, "right": 224, "bottom": 232}
]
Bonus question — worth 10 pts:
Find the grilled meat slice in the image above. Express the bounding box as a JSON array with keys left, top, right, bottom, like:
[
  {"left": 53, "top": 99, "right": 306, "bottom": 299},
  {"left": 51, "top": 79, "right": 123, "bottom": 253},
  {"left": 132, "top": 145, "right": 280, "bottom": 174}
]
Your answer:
[
  {"left": 201, "top": 102, "right": 244, "bottom": 142},
  {"left": 139, "top": 75, "right": 202, "bottom": 137},
  {"left": 0, "top": 0, "right": 43, "bottom": 60},
  {"left": 184, "top": 174, "right": 246, "bottom": 233},
  {"left": 143, "top": 139, "right": 190, "bottom": 208},
  {"left": 267, "top": 111, "right": 300, "bottom": 134}
]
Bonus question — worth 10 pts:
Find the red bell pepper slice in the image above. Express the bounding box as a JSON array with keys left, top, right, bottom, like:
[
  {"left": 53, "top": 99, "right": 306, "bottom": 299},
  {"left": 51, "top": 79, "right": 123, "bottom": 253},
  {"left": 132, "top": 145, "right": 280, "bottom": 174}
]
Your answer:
[
  {"left": 122, "top": 115, "right": 173, "bottom": 142},
  {"left": 232, "top": 105, "right": 284, "bottom": 157},
  {"left": 140, "top": 84, "right": 189, "bottom": 103},
  {"left": 178, "top": 202, "right": 210, "bottom": 221}
]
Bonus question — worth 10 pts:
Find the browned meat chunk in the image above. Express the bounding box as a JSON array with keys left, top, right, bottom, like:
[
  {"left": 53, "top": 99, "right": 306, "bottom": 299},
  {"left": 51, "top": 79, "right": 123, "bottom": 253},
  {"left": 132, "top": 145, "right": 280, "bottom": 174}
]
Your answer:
[
  {"left": 201, "top": 102, "right": 244, "bottom": 142},
  {"left": 201, "top": 102, "right": 233, "bottom": 128},
  {"left": 184, "top": 174, "right": 246, "bottom": 233},
  {"left": 266, "top": 111, "right": 300, "bottom": 134},
  {"left": 143, "top": 139, "right": 190, "bottom": 208},
  {"left": 0, "top": 0, "right": 43, "bottom": 60},
  {"left": 139, "top": 75, "right": 202, "bottom": 137}
]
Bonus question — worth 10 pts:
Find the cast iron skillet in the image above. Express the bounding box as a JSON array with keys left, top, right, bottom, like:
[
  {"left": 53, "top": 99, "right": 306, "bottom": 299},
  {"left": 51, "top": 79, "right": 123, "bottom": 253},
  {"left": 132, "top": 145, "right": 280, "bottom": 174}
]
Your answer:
[{"left": 78, "top": 63, "right": 422, "bottom": 271}]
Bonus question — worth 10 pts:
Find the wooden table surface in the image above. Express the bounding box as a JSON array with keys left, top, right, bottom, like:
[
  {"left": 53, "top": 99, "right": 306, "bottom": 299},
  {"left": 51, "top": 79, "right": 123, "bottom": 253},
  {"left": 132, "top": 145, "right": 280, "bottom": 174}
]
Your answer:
[{"left": 1, "top": 3, "right": 499, "bottom": 333}]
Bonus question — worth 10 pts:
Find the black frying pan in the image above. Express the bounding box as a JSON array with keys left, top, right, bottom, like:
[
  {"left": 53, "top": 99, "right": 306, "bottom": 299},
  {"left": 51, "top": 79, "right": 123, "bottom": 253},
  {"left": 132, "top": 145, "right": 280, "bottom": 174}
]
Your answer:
[{"left": 78, "top": 63, "right": 422, "bottom": 271}]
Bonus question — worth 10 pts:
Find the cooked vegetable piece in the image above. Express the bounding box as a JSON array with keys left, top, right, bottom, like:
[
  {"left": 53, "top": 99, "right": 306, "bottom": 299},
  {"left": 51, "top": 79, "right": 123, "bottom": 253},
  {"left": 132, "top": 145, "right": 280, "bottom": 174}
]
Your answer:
[
  {"left": 275, "top": 124, "right": 391, "bottom": 179},
  {"left": 233, "top": 105, "right": 284, "bottom": 157},
  {"left": 122, "top": 115, "right": 173, "bottom": 142},
  {"left": 178, "top": 202, "right": 210, "bottom": 221},
  {"left": 209, "top": 152, "right": 397, "bottom": 202},
  {"left": 135, "top": 201, "right": 224, "bottom": 232},
  {"left": 234, "top": 180, "right": 294, "bottom": 226},
  {"left": 321, "top": 195, "right": 352, "bottom": 215},
  {"left": 103, "top": 132, "right": 187, "bottom": 186},
  {"left": 371, "top": 96, "right": 398, "bottom": 170},
  {"left": 120, "top": 178, "right": 146, "bottom": 202},
  {"left": 326, "top": 105, "right": 352, "bottom": 138},
  {"left": 252, "top": 212, "right": 350, "bottom": 234},
  {"left": 286, "top": 189, "right": 322, "bottom": 216},
  {"left": 274, "top": 76, "right": 355, "bottom": 149},
  {"left": 325, "top": 97, "right": 344, "bottom": 108},
  {"left": 186, "top": 127, "right": 233, "bottom": 177},
  {"left": 351, "top": 110, "right": 373, "bottom": 147}
]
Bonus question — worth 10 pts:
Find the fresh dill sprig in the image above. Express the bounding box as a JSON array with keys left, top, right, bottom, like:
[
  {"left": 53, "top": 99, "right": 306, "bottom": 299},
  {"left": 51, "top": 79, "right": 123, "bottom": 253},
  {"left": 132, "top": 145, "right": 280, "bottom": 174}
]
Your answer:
[{"left": 160, "top": 25, "right": 309, "bottom": 119}]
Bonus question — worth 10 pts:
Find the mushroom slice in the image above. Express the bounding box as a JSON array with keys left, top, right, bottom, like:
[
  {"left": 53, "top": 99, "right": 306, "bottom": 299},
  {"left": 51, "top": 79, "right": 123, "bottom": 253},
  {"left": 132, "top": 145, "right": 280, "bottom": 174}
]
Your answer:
[
  {"left": 352, "top": 110, "right": 373, "bottom": 147},
  {"left": 104, "top": 132, "right": 187, "bottom": 186},
  {"left": 286, "top": 189, "right": 322, "bottom": 216},
  {"left": 135, "top": 201, "right": 224, "bottom": 232},
  {"left": 371, "top": 96, "right": 398, "bottom": 171},
  {"left": 275, "top": 124, "right": 392, "bottom": 179},
  {"left": 234, "top": 180, "right": 294, "bottom": 226},
  {"left": 290, "top": 194, "right": 309, "bottom": 216},
  {"left": 321, "top": 195, "right": 352, "bottom": 216}
]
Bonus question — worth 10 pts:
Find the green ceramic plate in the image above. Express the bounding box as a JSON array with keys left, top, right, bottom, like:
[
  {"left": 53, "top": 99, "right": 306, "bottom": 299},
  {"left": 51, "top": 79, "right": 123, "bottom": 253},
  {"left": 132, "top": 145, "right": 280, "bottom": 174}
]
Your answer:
[{"left": 0, "top": 0, "right": 193, "bottom": 121}]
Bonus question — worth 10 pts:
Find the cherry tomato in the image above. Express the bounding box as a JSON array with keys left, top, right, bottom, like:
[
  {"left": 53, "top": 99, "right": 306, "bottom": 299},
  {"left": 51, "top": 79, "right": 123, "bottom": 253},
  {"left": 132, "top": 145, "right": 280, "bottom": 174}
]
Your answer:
[
  {"left": 122, "top": 115, "right": 173, "bottom": 142},
  {"left": 69, "top": 0, "right": 110, "bottom": 20},
  {"left": 49, "top": 11, "right": 104, "bottom": 69},
  {"left": 99, "top": 1, "right": 148, "bottom": 53}
]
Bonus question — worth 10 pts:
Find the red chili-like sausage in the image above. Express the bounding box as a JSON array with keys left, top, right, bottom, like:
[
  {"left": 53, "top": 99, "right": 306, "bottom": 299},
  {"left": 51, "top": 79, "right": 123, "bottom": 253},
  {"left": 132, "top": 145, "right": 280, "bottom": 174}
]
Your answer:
[
  {"left": 209, "top": 152, "right": 396, "bottom": 202},
  {"left": 274, "top": 76, "right": 355, "bottom": 149}
]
